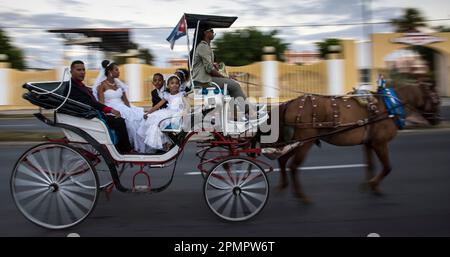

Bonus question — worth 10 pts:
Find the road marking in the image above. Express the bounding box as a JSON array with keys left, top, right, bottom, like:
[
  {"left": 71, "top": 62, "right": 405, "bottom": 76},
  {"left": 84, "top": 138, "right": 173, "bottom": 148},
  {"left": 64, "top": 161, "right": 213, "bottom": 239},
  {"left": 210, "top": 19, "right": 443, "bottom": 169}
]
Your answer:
[{"left": 185, "top": 163, "right": 367, "bottom": 175}]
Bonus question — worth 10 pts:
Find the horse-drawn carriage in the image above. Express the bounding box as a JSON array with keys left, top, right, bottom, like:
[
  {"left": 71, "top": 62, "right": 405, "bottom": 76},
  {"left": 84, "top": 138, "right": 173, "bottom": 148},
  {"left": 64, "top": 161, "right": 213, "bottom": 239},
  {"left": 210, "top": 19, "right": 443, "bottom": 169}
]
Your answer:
[{"left": 10, "top": 13, "right": 441, "bottom": 230}]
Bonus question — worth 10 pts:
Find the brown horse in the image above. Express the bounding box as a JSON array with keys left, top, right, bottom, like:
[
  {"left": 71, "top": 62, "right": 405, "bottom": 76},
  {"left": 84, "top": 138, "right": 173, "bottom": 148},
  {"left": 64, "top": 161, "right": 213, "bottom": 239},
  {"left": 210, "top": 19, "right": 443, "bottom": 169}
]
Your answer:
[{"left": 273, "top": 83, "right": 441, "bottom": 203}]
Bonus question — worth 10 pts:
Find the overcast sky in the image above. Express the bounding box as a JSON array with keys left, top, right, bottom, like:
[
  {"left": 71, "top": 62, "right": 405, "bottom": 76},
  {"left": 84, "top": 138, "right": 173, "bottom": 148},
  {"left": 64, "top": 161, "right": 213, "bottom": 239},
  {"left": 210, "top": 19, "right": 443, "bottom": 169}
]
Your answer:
[{"left": 1, "top": 0, "right": 449, "bottom": 68}]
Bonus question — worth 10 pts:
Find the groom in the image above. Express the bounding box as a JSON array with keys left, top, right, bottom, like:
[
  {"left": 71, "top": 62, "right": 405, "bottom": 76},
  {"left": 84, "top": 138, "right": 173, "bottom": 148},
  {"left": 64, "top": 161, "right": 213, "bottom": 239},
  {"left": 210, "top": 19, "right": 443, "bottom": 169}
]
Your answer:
[{"left": 65, "top": 60, "right": 133, "bottom": 154}]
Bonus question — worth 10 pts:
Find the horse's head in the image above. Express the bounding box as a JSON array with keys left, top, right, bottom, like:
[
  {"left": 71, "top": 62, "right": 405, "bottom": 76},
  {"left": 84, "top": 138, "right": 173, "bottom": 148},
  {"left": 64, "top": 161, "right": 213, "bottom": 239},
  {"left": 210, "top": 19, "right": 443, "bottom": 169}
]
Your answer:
[{"left": 417, "top": 82, "right": 441, "bottom": 125}]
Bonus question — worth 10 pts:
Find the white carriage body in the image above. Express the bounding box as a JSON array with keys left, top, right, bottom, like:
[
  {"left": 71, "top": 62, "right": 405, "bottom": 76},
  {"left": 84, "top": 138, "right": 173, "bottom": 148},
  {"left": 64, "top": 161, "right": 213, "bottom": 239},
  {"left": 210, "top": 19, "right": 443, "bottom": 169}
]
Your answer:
[{"left": 56, "top": 113, "right": 180, "bottom": 163}]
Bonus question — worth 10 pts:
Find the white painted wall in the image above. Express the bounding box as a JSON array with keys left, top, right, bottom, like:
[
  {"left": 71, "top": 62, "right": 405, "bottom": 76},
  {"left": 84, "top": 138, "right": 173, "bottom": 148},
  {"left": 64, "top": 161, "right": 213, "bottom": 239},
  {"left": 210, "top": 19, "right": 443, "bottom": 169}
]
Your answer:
[
  {"left": 262, "top": 60, "right": 278, "bottom": 98},
  {"left": 0, "top": 68, "right": 10, "bottom": 105},
  {"left": 327, "top": 59, "right": 344, "bottom": 95},
  {"left": 357, "top": 41, "right": 371, "bottom": 69},
  {"left": 125, "top": 64, "right": 142, "bottom": 102}
]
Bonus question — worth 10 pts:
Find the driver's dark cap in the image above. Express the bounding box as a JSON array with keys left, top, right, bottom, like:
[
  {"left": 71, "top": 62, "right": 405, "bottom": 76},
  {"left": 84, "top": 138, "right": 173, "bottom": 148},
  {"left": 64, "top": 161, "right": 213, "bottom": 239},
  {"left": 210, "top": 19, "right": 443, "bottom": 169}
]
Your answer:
[{"left": 201, "top": 25, "right": 213, "bottom": 32}]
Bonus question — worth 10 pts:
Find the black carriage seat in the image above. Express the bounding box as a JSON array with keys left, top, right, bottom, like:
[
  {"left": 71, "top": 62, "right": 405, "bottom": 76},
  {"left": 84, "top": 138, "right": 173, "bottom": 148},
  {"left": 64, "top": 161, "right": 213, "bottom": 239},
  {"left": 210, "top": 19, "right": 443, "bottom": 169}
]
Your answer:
[
  {"left": 23, "top": 82, "right": 98, "bottom": 119},
  {"left": 22, "top": 82, "right": 119, "bottom": 144}
]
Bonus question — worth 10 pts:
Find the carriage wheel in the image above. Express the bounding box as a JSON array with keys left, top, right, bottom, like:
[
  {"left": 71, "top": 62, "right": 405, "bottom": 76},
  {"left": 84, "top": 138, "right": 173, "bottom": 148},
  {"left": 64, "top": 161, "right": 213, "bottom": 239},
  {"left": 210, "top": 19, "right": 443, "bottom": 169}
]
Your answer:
[
  {"left": 10, "top": 143, "right": 99, "bottom": 230},
  {"left": 204, "top": 157, "right": 269, "bottom": 221}
]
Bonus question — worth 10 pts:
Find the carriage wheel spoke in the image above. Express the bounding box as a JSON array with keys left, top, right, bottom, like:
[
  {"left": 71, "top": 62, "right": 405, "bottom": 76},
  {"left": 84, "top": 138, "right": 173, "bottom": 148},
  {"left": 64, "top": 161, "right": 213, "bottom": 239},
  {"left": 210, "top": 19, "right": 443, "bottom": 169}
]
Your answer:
[
  {"left": 236, "top": 162, "right": 251, "bottom": 186},
  {"left": 241, "top": 190, "right": 266, "bottom": 204},
  {"left": 54, "top": 151, "right": 67, "bottom": 183},
  {"left": 205, "top": 187, "right": 232, "bottom": 199},
  {"left": 60, "top": 187, "right": 95, "bottom": 211},
  {"left": 40, "top": 147, "right": 57, "bottom": 182},
  {"left": 240, "top": 193, "right": 258, "bottom": 213},
  {"left": 26, "top": 155, "right": 53, "bottom": 183},
  {"left": 221, "top": 194, "right": 234, "bottom": 218},
  {"left": 235, "top": 194, "right": 244, "bottom": 217},
  {"left": 239, "top": 170, "right": 263, "bottom": 188},
  {"left": 15, "top": 187, "right": 48, "bottom": 202},
  {"left": 14, "top": 176, "right": 48, "bottom": 188},
  {"left": 63, "top": 184, "right": 96, "bottom": 199},
  {"left": 17, "top": 164, "right": 51, "bottom": 185},
  {"left": 241, "top": 180, "right": 267, "bottom": 190},
  {"left": 20, "top": 190, "right": 51, "bottom": 214},
  {"left": 210, "top": 192, "right": 233, "bottom": 215},
  {"left": 54, "top": 192, "right": 71, "bottom": 226},
  {"left": 207, "top": 175, "right": 233, "bottom": 189},
  {"left": 58, "top": 189, "right": 89, "bottom": 220}
]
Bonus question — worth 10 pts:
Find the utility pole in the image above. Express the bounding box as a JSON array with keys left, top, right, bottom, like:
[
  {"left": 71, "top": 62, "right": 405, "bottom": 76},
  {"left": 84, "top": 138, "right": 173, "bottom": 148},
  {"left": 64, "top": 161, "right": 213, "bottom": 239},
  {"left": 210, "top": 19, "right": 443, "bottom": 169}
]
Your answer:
[{"left": 361, "top": 0, "right": 372, "bottom": 86}]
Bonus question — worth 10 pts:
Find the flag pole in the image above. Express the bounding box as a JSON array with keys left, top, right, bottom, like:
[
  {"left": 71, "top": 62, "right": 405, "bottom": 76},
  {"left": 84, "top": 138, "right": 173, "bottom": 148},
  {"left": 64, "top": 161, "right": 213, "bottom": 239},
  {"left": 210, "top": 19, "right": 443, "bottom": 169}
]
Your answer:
[
  {"left": 191, "top": 20, "right": 201, "bottom": 79},
  {"left": 184, "top": 14, "right": 193, "bottom": 75}
]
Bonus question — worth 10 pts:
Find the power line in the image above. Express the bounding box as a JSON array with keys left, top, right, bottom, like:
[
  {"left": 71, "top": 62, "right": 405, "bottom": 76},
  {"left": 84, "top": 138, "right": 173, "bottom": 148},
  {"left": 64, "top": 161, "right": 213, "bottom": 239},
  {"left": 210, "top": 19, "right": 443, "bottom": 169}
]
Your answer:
[{"left": 1, "top": 18, "right": 450, "bottom": 30}]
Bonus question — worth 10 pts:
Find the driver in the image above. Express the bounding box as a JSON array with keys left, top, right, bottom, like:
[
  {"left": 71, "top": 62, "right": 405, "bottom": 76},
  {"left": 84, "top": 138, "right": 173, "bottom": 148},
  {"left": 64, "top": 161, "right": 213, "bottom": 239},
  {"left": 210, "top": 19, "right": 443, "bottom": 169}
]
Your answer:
[{"left": 191, "top": 26, "right": 266, "bottom": 122}]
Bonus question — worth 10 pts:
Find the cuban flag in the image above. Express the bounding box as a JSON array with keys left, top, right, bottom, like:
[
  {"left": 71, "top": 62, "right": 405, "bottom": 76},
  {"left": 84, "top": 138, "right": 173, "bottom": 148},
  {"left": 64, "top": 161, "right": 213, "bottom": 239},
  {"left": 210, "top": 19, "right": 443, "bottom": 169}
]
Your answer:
[{"left": 166, "top": 15, "right": 187, "bottom": 50}]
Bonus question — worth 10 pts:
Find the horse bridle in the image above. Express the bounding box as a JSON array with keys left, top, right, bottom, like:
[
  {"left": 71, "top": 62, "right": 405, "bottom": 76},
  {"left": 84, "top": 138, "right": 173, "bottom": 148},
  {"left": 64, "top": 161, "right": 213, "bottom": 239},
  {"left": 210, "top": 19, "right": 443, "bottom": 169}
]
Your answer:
[{"left": 407, "top": 84, "right": 441, "bottom": 120}]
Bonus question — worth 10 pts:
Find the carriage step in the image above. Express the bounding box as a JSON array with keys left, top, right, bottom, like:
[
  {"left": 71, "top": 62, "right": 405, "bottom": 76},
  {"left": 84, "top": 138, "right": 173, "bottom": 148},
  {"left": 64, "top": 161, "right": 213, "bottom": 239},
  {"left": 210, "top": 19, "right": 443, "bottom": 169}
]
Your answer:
[{"left": 132, "top": 185, "right": 152, "bottom": 192}]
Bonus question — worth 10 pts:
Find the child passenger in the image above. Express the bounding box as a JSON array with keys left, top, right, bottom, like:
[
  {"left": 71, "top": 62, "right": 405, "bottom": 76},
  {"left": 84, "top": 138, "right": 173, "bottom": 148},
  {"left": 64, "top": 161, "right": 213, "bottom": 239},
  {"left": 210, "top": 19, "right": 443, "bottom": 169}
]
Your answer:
[
  {"left": 138, "top": 75, "right": 185, "bottom": 152},
  {"left": 150, "top": 73, "right": 168, "bottom": 109}
]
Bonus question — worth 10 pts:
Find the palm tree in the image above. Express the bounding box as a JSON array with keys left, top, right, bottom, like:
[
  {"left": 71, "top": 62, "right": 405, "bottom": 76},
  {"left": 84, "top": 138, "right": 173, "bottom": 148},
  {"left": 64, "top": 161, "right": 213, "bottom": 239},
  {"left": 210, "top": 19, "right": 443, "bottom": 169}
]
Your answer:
[
  {"left": 315, "top": 38, "right": 341, "bottom": 59},
  {"left": 390, "top": 8, "right": 427, "bottom": 33}
]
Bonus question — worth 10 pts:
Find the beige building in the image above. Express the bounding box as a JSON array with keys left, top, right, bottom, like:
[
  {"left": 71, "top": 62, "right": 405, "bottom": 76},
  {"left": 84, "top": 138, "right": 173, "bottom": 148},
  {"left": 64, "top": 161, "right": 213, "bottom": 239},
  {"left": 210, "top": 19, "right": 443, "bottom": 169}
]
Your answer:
[
  {"left": 284, "top": 51, "right": 321, "bottom": 65},
  {"left": 167, "top": 58, "right": 188, "bottom": 68},
  {"left": 372, "top": 32, "right": 450, "bottom": 96}
]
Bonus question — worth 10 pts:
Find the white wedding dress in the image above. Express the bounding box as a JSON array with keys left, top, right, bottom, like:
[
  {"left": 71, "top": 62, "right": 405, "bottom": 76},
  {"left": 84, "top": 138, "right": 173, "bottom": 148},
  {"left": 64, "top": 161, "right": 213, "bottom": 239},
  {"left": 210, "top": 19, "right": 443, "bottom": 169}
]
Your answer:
[
  {"left": 137, "top": 92, "right": 185, "bottom": 152},
  {"left": 103, "top": 87, "right": 146, "bottom": 152}
]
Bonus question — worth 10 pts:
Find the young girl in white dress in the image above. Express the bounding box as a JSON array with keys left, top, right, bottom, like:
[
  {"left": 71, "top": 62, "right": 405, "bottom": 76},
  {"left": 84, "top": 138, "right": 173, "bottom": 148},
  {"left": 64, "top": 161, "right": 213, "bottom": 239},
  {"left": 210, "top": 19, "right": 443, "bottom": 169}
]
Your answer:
[
  {"left": 137, "top": 75, "right": 185, "bottom": 152},
  {"left": 95, "top": 60, "right": 146, "bottom": 152}
]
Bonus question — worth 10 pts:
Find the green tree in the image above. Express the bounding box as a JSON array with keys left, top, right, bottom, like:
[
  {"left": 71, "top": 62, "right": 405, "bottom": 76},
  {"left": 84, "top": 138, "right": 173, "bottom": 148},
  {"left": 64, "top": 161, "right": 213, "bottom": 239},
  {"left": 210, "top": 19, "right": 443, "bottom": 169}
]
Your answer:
[
  {"left": 315, "top": 38, "right": 341, "bottom": 59},
  {"left": 137, "top": 48, "right": 154, "bottom": 65},
  {"left": 390, "top": 8, "right": 427, "bottom": 32},
  {"left": 213, "top": 28, "right": 288, "bottom": 66},
  {"left": 0, "top": 29, "right": 26, "bottom": 69}
]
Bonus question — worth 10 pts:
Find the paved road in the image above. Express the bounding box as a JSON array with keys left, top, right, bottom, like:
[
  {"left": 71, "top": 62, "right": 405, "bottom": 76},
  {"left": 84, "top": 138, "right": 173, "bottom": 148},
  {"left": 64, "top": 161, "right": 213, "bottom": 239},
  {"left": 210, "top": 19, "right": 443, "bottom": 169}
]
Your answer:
[{"left": 1, "top": 129, "right": 450, "bottom": 237}]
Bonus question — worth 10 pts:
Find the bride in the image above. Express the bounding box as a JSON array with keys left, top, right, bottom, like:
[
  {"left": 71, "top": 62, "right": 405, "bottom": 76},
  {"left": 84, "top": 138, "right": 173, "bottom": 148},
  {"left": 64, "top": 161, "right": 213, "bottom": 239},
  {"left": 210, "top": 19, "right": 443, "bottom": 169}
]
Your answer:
[{"left": 93, "top": 60, "right": 146, "bottom": 152}]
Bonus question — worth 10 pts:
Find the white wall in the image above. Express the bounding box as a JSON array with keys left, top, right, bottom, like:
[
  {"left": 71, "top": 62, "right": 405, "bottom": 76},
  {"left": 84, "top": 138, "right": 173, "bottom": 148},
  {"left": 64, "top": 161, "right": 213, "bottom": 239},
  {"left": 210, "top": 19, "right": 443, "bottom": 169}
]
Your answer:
[
  {"left": 262, "top": 60, "right": 278, "bottom": 98},
  {"left": 327, "top": 59, "right": 344, "bottom": 95},
  {"left": 0, "top": 68, "right": 10, "bottom": 105},
  {"left": 125, "top": 64, "right": 142, "bottom": 102}
]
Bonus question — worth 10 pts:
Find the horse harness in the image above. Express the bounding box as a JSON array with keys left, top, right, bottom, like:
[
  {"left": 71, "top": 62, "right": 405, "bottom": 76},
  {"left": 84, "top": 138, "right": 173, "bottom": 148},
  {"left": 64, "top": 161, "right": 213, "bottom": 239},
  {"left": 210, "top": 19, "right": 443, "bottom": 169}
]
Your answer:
[
  {"left": 288, "top": 94, "right": 380, "bottom": 129},
  {"left": 273, "top": 93, "right": 397, "bottom": 147}
]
